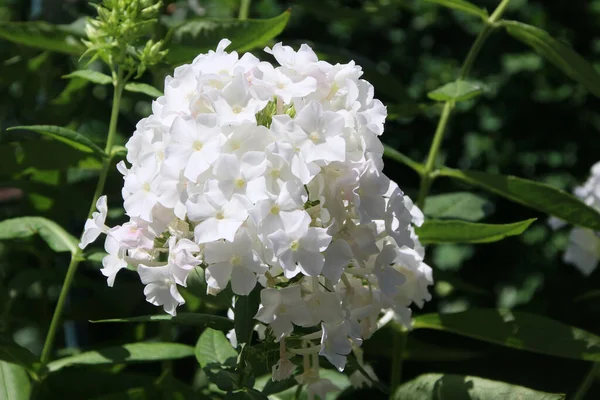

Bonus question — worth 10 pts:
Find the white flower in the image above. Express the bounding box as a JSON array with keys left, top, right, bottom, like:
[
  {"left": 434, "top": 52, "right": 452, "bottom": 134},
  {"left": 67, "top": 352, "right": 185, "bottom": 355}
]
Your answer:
[
  {"left": 79, "top": 195, "right": 109, "bottom": 249},
  {"left": 87, "top": 39, "right": 434, "bottom": 375}
]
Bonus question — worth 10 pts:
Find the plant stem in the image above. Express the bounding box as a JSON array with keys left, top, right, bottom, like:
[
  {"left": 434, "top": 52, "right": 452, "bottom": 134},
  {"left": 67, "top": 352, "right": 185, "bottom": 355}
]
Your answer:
[
  {"left": 390, "top": 326, "right": 407, "bottom": 392},
  {"left": 239, "top": 0, "right": 251, "bottom": 20},
  {"left": 573, "top": 363, "right": 599, "bottom": 400},
  {"left": 415, "top": 0, "right": 511, "bottom": 209},
  {"left": 39, "top": 71, "right": 125, "bottom": 368}
]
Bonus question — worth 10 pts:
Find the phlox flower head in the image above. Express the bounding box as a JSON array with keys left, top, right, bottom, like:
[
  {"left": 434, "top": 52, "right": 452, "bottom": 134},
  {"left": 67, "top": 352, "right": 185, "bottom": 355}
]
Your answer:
[{"left": 80, "top": 39, "right": 433, "bottom": 374}]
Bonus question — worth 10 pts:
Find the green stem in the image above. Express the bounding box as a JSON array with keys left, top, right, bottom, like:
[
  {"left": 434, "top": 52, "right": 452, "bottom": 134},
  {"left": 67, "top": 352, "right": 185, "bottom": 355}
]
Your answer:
[
  {"left": 415, "top": 0, "right": 511, "bottom": 209},
  {"left": 39, "top": 71, "right": 125, "bottom": 368},
  {"left": 239, "top": 0, "right": 251, "bottom": 20},
  {"left": 573, "top": 363, "right": 599, "bottom": 400},
  {"left": 390, "top": 326, "right": 407, "bottom": 391}
]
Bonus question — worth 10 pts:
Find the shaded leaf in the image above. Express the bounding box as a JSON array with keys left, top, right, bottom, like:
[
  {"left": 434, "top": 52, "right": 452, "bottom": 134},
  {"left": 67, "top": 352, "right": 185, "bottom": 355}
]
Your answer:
[
  {"left": 0, "top": 140, "right": 101, "bottom": 175},
  {"left": 0, "top": 217, "right": 78, "bottom": 254},
  {"left": 46, "top": 342, "right": 195, "bottom": 373},
  {"left": 0, "top": 21, "right": 85, "bottom": 55},
  {"left": 439, "top": 168, "right": 600, "bottom": 231},
  {"left": 91, "top": 313, "right": 233, "bottom": 331},
  {"left": 424, "top": 192, "right": 494, "bottom": 222},
  {"left": 166, "top": 10, "right": 291, "bottom": 65},
  {"left": 226, "top": 388, "right": 269, "bottom": 400},
  {"left": 195, "top": 328, "right": 237, "bottom": 368},
  {"left": 63, "top": 70, "right": 112, "bottom": 85},
  {"left": 0, "top": 361, "right": 31, "bottom": 400},
  {"left": 7, "top": 125, "right": 106, "bottom": 158},
  {"left": 415, "top": 218, "right": 535, "bottom": 244},
  {"left": 428, "top": 80, "right": 483, "bottom": 102},
  {"left": 0, "top": 336, "right": 37, "bottom": 371},
  {"left": 502, "top": 20, "right": 600, "bottom": 99},
  {"left": 124, "top": 82, "right": 163, "bottom": 98},
  {"left": 424, "top": 0, "right": 488, "bottom": 20},
  {"left": 234, "top": 287, "right": 261, "bottom": 348},
  {"left": 414, "top": 310, "right": 600, "bottom": 361},
  {"left": 393, "top": 373, "right": 564, "bottom": 399}
]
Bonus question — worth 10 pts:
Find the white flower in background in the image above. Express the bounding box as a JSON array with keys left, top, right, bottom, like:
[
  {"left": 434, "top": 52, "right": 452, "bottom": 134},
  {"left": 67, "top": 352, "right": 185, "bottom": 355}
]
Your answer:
[
  {"left": 81, "top": 39, "right": 434, "bottom": 378},
  {"left": 550, "top": 161, "right": 600, "bottom": 275}
]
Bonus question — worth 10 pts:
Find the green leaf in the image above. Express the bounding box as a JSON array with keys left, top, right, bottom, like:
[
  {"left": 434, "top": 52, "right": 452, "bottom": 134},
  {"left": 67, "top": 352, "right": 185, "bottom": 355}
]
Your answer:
[
  {"left": 124, "top": 82, "right": 163, "bottom": 98},
  {"left": 424, "top": 0, "right": 489, "bottom": 20},
  {"left": 393, "top": 373, "right": 565, "bottom": 400},
  {"left": 195, "top": 328, "right": 237, "bottom": 368},
  {"left": 0, "top": 140, "right": 101, "bottom": 175},
  {"left": 234, "top": 287, "right": 261, "bottom": 348},
  {"left": 501, "top": 20, "right": 600, "bottom": 99},
  {"left": 7, "top": 125, "right": 106, "bottom": 158},
  {"left": 166, "top": 10, "right": 291, "bottom": 65},
  {"left": 46, "top": 342, "right": 195, "bottom": 373},
  {"left": 0, "top": 337, "right": 37, "bottom": 371},
  {"left": 0, "top": 217, "right": 78, "bottom": 254},
  {"left": 383, "top": 145, "right": 424, "bottom": 174},
  {"left": 226, "top": 388, "right": 269, "bottom": 400},
  {"left": 428, "top": 80, "right": 483, "bottom": 102},
  {"left": 415, "top": 218, "right": 535, "bottom": 244},
  {"left": 424, "top": 192, "right": 494, "bottom": 222},
  {"left": 414, "top": 309, "right": 600, "bottom": 362},
  {"left": 63, "top": 70, "right": 112, "bottom": 85},
  {"left": 90, "top": 313, "right": 233, "bottom": 331},
  {"left": 0, "top": 361, "right": 31, "bottom": 400},
  {"left": 0, "top": 21, "right": 85, "bottom": 55},
  {"left": 439, "top": 168, "right": 600, "bottom": 231}
]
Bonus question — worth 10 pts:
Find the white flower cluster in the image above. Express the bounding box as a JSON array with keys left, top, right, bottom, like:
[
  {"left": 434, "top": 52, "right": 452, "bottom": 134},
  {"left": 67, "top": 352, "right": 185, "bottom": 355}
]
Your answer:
[
  {"left": 80, "top": 39, "right": 433, "bottom": 375},
  {"left": 550, "top": 161, "right": 600, "bottom": 275}
]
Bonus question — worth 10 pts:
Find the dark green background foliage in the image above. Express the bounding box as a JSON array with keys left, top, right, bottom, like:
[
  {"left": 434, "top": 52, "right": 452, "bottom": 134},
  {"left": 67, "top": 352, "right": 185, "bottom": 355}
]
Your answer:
[{"left": 1, "top": 0, "right": 600, "bottom": 398}]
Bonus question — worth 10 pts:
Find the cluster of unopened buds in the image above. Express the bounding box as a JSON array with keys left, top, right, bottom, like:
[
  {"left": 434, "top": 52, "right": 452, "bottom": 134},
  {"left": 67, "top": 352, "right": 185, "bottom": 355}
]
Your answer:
[
  {"left": 550, "top": 161, "right": 600, "bottom": 275},
  {"left": 80, "top": 39, "right": 433, "bottom": 393}
]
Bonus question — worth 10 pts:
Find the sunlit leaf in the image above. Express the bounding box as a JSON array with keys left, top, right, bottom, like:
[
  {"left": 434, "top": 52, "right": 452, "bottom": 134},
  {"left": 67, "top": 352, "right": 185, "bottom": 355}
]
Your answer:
[
  {"left": 502, "top": 20, "right": 600, "bottom": 99},
  {"left": 0, "top": 21, "right": 85, "bottom": 55},
  {"left": 0, "top": 361, "right": 31, "bottom": 400},
  {"left": 195, "top": 328, "right": 237, "bottom": 368},
  {"left": 7, "top": 125, "right": 106, "bottom": 158},
  {"left": 415, "top": 218, "right": 535, "bottom": 244},
  {"left": 393, "top": 373, "right": 565, "bottom": 399},
  {"left": 166, "top": 10, "right": 291, "bottom": 65},
  {"left": 439, "top": 168, "right": 600, "bottom": 231},
  {"left": 63, "top": 70, "right": 112, "bottom": 85},
  {"left": 124, "top": 82, "right": 163, "bottom": 98},
  {"left": 46, "top": 342, "right": 195, "bottom": 373},
  {"left": 428, "top": 80, "right": 483, "bottom": 102},
  {"left": 0, "top": 217, "right": 78, "bottom": 254},
  {"left": 90, "top": 313, "right": 233, "bottom": 331},
  {"left": 414, "top": 310, "right": 600, "bottom": 361},
  {"left": 424, "top": 192, "right": 494, "bottom": 221},
  {"left": 424, "top": 0, "right": 488, "bottom": 20}
]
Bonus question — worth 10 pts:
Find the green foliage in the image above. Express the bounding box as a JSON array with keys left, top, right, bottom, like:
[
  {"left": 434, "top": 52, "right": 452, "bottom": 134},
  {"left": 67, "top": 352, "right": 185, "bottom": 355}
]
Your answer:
[
  {"left": 195, "top": 328, "right": 237, "bottom": 368},
  {"left": 0, "top": 217, "right": 78, "bottom": 254},
  {"left": 439, "top": 168, "right": 600, "bottom": 231},
  {"left": 47, "top": 342, "right": 195, "bottom": 373},
  {"left": 0, "top": 21, "right": 85, "bottom": 55},
  {"left": 165, "top": 10, "right": 291, "bottom": 65},
  {"left": 0, "top": 361, "right": 31, "bottom": 400},
  {"left": 8, "top": 125, "right": 107, "bottom": 157},
  {"left": 393, "top": 373, "right": 565, "bottom": 400},
  {"left": 427, "top": 80, "right": 484, "bottom": 102},
  {"left": 414, "top": 310, "right": 600, "bottom": 362},
  {"left": 91, "top": 313, "right": 234, "bottom": 331},
  {"left": 123, "top": 82, "right": 163, "bottom": 98},
  {"left": 501, "top": 20, "right": 600, "bottom": 99},
  {"left": 415, "top": 218, "right": 536, "bottom": 244},
  {"left": 423, "top": 192, "right": 493, "bottom": 221},
  {"left": 423, "top": 0, "right": 489, "bottom": 20}
]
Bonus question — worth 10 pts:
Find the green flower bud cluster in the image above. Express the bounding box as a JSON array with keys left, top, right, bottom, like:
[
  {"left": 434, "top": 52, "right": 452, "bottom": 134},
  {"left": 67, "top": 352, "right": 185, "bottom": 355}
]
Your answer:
[{"left": 83, "top": 0, "right": 168, "bottom": 78}]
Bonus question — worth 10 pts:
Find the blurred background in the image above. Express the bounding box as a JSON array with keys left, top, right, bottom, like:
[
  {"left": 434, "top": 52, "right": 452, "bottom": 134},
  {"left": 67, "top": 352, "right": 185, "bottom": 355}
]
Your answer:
[{"left": 1, "top": 0, "right": 600, "bottom": 398}]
